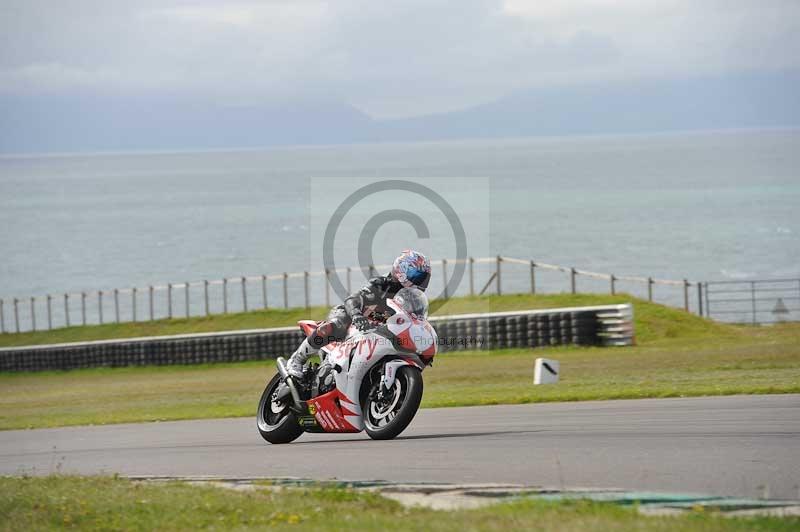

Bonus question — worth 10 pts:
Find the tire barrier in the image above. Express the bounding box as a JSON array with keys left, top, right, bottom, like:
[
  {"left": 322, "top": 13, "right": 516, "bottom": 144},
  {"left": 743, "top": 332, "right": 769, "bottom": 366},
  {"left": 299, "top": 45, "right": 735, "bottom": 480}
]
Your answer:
[
  {"left": 431, "top": 304, "right": 633, "bottom": 353},
  {"left": 0, "top": 304, "right": 633, "bottom": 372}
]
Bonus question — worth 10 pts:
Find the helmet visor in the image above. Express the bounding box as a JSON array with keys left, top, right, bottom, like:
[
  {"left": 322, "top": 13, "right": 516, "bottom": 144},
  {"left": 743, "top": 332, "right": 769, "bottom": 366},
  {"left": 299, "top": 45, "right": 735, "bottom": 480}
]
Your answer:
[{"left": 406, "top": 267, "right": 430, "bottom": 290}]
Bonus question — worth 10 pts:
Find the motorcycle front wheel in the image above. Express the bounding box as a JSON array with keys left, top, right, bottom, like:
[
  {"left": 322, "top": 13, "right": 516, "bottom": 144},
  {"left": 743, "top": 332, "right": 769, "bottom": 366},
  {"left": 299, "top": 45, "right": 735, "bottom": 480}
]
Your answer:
[
  {"left": 257, "top": 373, "right": 304, "bottom": 444},
  {"left": 362, "top": 366, "right": 423, "bottom": 440}
]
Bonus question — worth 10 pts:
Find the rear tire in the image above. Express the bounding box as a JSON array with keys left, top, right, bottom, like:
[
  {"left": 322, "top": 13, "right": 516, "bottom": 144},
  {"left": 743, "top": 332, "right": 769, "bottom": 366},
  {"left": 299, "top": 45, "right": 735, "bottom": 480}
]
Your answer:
[
  {"left": 257, "top": 373, "right": 304, "bottom": 444},
  {"left": 362, "top": 366, "right": 423, "bottom": 440}
]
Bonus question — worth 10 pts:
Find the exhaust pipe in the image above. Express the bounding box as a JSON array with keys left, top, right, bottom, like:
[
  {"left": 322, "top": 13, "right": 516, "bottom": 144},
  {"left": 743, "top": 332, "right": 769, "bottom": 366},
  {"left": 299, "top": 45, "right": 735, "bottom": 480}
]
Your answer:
[{"left": 276, "top": 357, "right": 304, "bottom": 411}]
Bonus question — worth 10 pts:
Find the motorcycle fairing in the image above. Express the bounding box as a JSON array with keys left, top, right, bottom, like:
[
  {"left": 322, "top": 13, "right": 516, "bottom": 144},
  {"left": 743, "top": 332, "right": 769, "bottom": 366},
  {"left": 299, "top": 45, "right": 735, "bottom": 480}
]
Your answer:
[
  {"left": 385, "top": 298, "right": 438, "bottom": 361},
  {"left": 317, "top": 330, "right": 387, "bottom": 431},
  {"left": 306, "top": 388, "right": 360, "bottom": 433}
]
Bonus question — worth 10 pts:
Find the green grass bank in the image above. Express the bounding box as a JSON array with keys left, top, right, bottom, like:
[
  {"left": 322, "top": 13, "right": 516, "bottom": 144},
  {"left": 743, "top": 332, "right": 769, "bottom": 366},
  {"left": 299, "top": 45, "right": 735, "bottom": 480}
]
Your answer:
[{"left": 0, "top": 476, "right": 795, "bottom": 531}]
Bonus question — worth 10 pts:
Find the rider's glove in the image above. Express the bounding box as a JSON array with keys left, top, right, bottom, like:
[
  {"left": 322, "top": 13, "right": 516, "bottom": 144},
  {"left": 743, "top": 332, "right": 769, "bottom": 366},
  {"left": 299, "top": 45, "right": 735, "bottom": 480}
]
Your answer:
[{"left": 351, "top": 313, "right": 371, "bottom": 332}]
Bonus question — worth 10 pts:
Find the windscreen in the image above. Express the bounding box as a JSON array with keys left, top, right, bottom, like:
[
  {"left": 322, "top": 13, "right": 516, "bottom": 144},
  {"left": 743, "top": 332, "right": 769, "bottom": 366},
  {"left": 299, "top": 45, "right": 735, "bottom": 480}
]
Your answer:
[{"left": 393, "top": 287, "right": 429, "bottom": 319}]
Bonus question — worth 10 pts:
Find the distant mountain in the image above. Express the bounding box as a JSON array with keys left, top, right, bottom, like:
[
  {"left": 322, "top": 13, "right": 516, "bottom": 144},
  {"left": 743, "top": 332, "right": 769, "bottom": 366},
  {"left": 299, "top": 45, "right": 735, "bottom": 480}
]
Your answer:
[
  {"left": 1, "top": 70, "right": 798, "bottom": 154},
  {"left": 379, "top": 70, "right": 800, "bottom": 141},
  {"left": 0, "top": 94, "right": 374, "bottom": 153}
]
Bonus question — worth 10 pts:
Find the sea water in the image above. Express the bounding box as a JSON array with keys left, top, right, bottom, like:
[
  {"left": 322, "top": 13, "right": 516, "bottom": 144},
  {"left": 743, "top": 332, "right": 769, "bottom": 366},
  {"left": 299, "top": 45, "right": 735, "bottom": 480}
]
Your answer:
[{"left": 1, "top": 128, "right": 797, "bottom": 324}]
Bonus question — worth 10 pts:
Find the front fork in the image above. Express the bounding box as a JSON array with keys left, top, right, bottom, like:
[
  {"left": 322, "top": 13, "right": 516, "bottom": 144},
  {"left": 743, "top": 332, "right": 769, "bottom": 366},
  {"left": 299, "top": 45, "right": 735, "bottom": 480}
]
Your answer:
[
  {"left": 378, "top": 360, "right": 413, "bottom": 398},
  {"left": 275, "top": 357, "right": 305, "bottom": 411}
]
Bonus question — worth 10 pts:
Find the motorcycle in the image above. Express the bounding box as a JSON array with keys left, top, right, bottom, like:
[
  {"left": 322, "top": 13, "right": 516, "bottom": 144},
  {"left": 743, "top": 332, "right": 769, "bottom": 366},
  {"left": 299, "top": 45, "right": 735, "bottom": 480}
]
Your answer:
[{"left": 257, "top": 287, "right": 438, "bottom": 444}]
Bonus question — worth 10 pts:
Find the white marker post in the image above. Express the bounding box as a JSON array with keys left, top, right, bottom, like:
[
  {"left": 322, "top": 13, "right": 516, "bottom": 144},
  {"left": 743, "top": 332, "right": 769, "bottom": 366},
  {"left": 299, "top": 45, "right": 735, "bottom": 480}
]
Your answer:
[{"left": 534, "top": 358, "right": 560, "bottom": 385}]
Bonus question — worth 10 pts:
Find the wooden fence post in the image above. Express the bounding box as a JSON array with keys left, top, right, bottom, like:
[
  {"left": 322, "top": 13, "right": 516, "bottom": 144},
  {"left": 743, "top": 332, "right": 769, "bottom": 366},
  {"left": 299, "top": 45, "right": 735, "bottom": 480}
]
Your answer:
[
  {"left": 683, "top": 279, "right": 690, "bottom": 311},
  {"left": 530, "top": 261, "right": 536, "bottom": 294},
  {"left": 204, "top": 280, "right": 210, "bottom": 316},
  {"left": 469, "top": 257, "right": 474, "bottom": 296},
  {"left": 496, "top": 256, "right": 502, "bottom": 295},
  {"left": 324, "top": 269, "right": 330, "bottom": 307},
  {"left": 241, "top": 277, "right": 247, "bottom": 312},
  {"left": 697, "top": 282, "right": 704, "bottom": 317},
  {"left": 222, "top": 279, "right": 228, "bottom": 314},
  {"left": 570, "top": 268, "right": 577, "bottom": 294},
  {"left": 283, "top": 273, "right": 289, "bottom": 309},
  {"left": 442, "top": 259, "right": 449, "bottom": 299},
  {"left": 304, "top": 271, "right": 310, "bottom": 309},
  {"left": 167, "top": 284, "right": 173, "bottom": 319}
]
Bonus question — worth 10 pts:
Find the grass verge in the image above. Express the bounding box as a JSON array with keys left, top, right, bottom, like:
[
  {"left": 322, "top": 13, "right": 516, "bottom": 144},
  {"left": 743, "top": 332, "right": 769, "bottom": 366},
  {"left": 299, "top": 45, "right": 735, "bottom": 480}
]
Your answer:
[{"left": 1, "top": 476, "right": 795, "bottom": 531}]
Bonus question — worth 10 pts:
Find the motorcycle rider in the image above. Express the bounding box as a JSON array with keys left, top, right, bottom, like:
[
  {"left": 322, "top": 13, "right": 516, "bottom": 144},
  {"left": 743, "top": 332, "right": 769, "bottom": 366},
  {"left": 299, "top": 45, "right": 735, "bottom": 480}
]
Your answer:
[{"left": 285, "top": 250, "right": 432, "bottom": 378}]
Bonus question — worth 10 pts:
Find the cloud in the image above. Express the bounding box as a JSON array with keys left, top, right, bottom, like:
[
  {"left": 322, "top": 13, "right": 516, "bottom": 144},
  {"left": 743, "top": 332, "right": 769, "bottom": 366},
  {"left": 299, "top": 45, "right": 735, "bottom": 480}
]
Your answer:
[{"left": 1, "top": 0, "right": 798, "bottom": 118}]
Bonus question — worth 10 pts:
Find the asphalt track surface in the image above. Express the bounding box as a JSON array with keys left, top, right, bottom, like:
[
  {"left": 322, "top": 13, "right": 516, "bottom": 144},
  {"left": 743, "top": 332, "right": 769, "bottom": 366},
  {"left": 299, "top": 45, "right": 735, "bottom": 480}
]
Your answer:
[{"left": 1, "top": 395, "right": 798, "bottom": 499}]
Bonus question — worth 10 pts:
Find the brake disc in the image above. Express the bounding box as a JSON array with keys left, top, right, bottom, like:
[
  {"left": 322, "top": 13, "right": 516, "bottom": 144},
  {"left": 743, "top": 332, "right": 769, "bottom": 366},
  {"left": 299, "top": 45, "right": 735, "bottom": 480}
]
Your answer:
[
  {"left": 270, "top": 391, "right": 286, "bottom": 414},
  {"left": 370, "top": 380, "right": 402, "bottom": 420}
]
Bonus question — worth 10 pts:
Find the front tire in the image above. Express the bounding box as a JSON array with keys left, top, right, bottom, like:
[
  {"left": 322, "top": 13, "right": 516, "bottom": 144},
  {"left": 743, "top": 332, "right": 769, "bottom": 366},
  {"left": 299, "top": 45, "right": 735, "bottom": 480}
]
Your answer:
[
  {"left": 257, "top": 373, "right": 304, "bottom": 444},
  {"left": 362, "top": 366, "right": 423, "bottom": 440}
]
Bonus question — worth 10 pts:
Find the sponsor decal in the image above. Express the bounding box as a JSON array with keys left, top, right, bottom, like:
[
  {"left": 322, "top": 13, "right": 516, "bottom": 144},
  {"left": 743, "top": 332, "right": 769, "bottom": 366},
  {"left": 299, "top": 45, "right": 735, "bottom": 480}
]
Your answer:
[
  {"left": 314, "top": 412, "right": 329, "bottom": 430},
  {"left": 358, "top": 337, "right": 380, "bottom": 360},
  {"left": 298, "top": 416, "right": 318, "bottom": 428},
  {"left": 322, "top": 410, "right": 340, "bottom": 429}
]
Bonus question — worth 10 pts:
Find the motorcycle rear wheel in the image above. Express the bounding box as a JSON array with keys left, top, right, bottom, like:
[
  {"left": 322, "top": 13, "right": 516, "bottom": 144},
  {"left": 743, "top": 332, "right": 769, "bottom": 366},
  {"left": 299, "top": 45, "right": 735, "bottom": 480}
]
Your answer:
[
  {"left": 362, "top": 366, "right": 423, "bottom": 440},
  {"left": 257, "top": 373, "right": 304, "bottom": 444}
]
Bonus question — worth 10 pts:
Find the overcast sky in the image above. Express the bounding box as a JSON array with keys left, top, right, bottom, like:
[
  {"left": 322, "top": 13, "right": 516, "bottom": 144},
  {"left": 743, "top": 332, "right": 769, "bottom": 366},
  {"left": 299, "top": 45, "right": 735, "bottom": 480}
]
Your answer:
[{"left": 1, "top": 0, "right": 799, "bottom": 119}]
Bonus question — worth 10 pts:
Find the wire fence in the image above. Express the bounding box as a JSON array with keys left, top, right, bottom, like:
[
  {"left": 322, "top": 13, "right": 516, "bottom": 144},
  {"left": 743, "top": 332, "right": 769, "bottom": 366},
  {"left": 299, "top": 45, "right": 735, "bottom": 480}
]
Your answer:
[
  {"left": 0, "top": 256, "right": 705, "bottom": 334},
  {"left": 702, "top": 279, "right": 800, "bottom": 324}
]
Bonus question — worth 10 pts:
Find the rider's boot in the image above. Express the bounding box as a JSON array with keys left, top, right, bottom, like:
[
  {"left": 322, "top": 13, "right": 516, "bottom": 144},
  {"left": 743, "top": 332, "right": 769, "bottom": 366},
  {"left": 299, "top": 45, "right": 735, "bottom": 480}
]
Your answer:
[
  {"left": 286, "top": 320, "right": 340, "bottom": 379},
  {"left": 286, "top": 338, "right": 319, "bottom": 379}
]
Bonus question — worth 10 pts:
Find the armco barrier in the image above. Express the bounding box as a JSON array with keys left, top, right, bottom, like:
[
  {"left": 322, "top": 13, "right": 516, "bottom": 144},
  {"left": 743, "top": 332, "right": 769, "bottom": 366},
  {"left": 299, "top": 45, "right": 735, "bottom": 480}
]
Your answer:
[{"left": 0, "top": 304, "right": 633, "bottom": 372}]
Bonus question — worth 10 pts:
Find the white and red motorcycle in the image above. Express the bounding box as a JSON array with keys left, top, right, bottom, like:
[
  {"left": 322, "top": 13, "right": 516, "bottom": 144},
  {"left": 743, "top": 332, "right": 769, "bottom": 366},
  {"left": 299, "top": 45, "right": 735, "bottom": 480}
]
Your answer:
[{"left": 257, "top": 287, "right": 438, "bottom": 444}]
